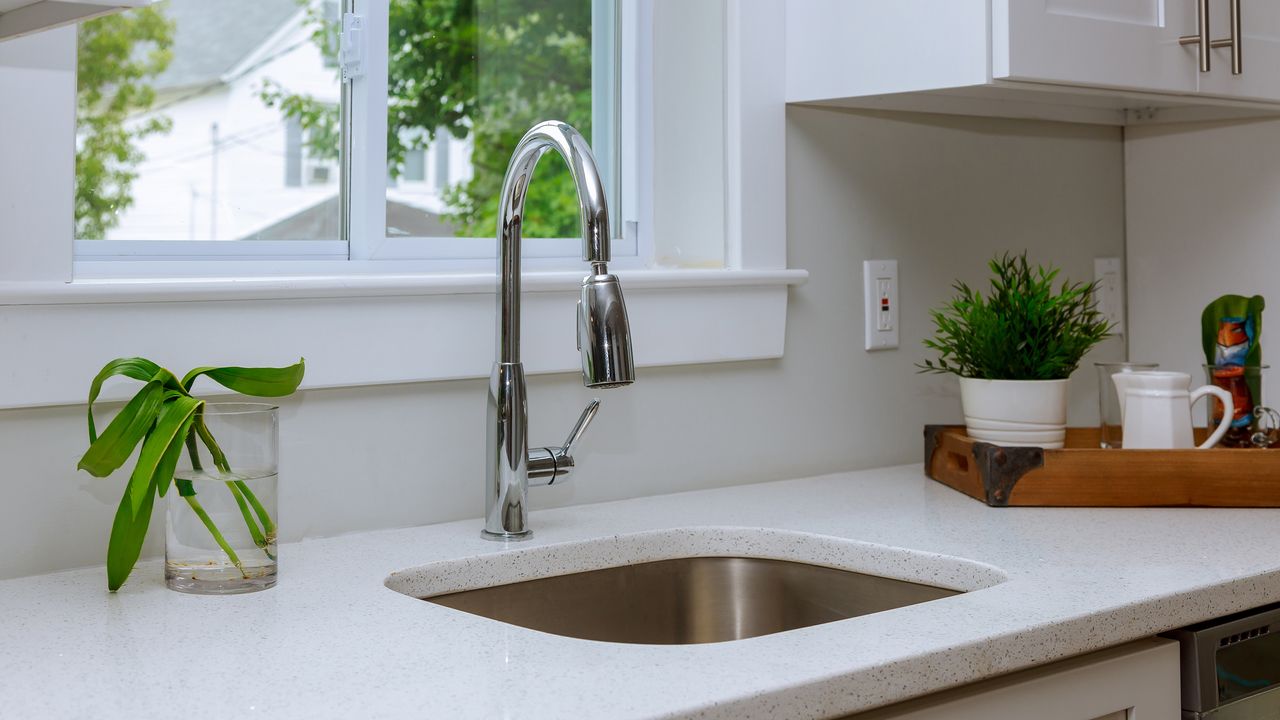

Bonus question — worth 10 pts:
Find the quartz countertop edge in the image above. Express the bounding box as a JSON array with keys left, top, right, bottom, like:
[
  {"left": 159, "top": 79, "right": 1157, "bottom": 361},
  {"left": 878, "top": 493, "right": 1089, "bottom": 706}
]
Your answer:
[{"left": 2, "top": 463, "right": 1278, "bottom": 719}]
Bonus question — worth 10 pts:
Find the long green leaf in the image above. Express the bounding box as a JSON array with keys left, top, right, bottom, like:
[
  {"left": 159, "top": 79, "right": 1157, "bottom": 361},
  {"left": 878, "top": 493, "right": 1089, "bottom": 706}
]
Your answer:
[
  {"left": 225, "top": 481, "right": 267, "bottom": 550},
  {"left": 106, "top": 471, "right": 157, "bottom": 592},
  {"left": 154, "top": 409, "right": 197, "bottom": 499},
  {"left": 77, "top": 381, "right": 165, "bottom": 478},
  {"left": 126, "top": 395, "right": 201, "bottom": 512},
  {"left": 149, "top": 367, "right": 189, "bottom": 394},
  {"left": 86, "top": 358, "right": 161, "bottom": 443},
  {"left": 234, "top": 479, "right": 276, "bottom": 537},
  {"left": 194, "top": 415, "right": 230, "bottom": 473},
  {"left": 181, "top": 359, "right": 306, "bottom": 397},
  {"left": 183, "top": 495, "right": 244, "bottom": 576}
]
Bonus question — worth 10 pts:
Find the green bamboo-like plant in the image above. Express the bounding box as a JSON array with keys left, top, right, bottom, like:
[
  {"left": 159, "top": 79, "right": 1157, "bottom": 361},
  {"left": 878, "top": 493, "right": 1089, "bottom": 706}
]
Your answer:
[
  {"left": 919, "top": 253, "right": 1113, "bottom": 380},
  {"left": 77, "top": 358, "right": 305, "bottom": 591}
]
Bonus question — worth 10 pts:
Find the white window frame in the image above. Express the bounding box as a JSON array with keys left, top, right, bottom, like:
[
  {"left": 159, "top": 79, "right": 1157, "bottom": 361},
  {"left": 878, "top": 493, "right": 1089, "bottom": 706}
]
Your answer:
[
  {"left": 354, "top": 0, "right": 638, "bottom": 267},
  {"left": 75, "top": 0, "right": 639, "bottom": 276},
  {"left": 0, "top": 1, "right": 804, "bottom": 410}
]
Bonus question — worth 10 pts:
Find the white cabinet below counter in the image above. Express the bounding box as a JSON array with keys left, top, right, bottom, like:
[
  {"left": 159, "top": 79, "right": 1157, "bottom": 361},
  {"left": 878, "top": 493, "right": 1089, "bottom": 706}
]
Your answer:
[
  {"left": 786, "top": 0, "right": 1280, "bottom": 126},
  {"left": 846, "top": 638, "right": 1180, "bottom": 720}
]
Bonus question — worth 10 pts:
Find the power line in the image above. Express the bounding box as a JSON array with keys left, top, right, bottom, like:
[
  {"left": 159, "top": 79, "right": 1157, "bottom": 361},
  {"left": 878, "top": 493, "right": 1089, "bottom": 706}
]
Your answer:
[
  {"left": 142, "top": 123, "right": 284, "bottom": 170},
  {"left": 143, "top": 121, "right": 280, "bottom": 162}
]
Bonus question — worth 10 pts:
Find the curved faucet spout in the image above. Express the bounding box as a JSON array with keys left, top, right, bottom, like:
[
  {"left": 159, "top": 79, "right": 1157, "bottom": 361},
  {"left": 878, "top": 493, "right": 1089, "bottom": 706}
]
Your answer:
[
  {"left": 500, "top": 121, "right": 611, "bottom": 264},
  {"left": 497, "top": 121, "right": 612, "bottom": 364},
  {"left": 484, "top": 121, "right": 635, "bottom": 540}
]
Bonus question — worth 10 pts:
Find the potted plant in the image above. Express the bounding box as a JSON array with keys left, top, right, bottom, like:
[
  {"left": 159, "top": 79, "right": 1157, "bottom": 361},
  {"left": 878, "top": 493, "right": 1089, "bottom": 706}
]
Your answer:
[
  {"left": 920, "top": 253, "right": 1112, "bottom": 448},
  {"left": 76, "top": 357, "right": 305, "bottom": 592}
]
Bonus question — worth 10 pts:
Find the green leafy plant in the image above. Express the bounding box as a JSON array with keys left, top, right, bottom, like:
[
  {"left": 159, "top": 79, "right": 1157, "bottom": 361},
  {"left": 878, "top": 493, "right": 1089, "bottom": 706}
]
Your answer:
[
  {"left": 76, "top": 358, "right": 305, "bottom": 591},
  {"left": 920, "top": 253, "right": 1112, "bottom": 380}
]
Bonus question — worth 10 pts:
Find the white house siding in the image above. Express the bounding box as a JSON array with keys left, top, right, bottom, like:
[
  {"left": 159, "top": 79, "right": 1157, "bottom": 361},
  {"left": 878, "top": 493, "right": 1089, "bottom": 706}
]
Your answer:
[{"left": 389, "top": 131, "right": 476, "bottom": 226}]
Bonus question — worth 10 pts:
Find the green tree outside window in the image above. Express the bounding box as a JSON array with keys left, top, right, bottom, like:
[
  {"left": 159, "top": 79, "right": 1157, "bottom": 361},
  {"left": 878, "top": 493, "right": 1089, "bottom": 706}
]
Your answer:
[{"left": 75, "top": 8, "right": 174, "bottom": 239}]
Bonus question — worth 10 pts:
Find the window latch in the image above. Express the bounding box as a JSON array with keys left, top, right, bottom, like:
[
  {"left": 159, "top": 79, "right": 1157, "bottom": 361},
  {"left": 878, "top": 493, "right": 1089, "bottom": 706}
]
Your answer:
[{"left": 339, "top": 12, "right": 366, "bottom": 81}]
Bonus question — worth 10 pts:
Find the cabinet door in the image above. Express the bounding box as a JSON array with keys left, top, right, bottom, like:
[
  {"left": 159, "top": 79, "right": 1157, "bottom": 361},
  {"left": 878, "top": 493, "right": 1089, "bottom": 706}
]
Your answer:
[
  {"left": 850, "top": 638, "right": 1181, "bottom": 720},
  {"left": 994, "top": 0, "right": 1197, "bottom": 95},
  {"left": 1197, "top": 0, "right": 1280, "bottom": 101}
]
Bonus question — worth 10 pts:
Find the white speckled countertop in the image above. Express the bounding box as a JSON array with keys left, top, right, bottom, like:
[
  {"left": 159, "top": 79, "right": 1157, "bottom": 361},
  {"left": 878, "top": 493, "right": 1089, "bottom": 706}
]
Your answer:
[{"left": 3, "top": 464, "right": 1280, "bottom": 719}]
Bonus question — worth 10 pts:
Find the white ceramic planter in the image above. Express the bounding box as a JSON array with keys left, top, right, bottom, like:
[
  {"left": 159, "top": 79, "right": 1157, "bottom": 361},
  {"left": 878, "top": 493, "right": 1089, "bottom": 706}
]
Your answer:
[{"left": 958, "top": 377, "right": 1071, "bottom": 449}]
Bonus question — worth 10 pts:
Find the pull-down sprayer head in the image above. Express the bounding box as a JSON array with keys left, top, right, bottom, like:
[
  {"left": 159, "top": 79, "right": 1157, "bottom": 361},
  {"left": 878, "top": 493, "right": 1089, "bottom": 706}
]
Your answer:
[{"left": 578, "top": 271, "right": 635, "bottom": 388}]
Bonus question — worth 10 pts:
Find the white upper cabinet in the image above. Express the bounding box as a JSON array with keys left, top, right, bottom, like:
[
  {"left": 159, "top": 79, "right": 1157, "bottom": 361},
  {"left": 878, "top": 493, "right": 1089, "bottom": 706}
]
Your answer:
[
  {"left": 786, "top": 0, "right": 1280, "bottom": 126},
  {"left": 996, "top": 0, "right": 1195, "bottom": 94}
]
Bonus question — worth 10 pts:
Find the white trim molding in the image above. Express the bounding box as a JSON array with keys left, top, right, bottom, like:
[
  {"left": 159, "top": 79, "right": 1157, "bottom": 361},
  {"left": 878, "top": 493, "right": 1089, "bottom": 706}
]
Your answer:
[
  {"left": 725, "top": 0, "right": 786, "bottom": 270},
  {"left": 0, "top": 26, "right": 74, "bottom": 282},
  {"left": 0, "top": 267, "right": 806, "bottom": 305},
  {"left": 0, "top": 269, "right": 807, "bottom": 409}
]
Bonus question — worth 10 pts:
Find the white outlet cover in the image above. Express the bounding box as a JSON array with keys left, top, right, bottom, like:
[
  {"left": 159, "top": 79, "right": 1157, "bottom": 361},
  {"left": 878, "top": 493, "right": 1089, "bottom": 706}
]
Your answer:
[
  {"left": 1093, "top": 257, "right": 1124, "bottom": 337},
  {"left": 864, "top": 260, "right": 899, "bottom": 351}
]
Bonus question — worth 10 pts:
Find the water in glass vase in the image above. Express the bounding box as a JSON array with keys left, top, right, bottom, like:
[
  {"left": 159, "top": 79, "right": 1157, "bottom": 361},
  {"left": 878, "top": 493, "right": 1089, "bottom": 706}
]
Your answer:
[{"left": 166, "top": 470, "right": 278, "bottom": 594}]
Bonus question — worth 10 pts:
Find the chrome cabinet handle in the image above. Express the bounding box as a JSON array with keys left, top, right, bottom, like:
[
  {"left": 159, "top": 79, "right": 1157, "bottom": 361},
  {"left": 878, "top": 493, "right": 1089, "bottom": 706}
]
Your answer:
[
  {"left": 1209, "top": 0, "right": 1242, "bottom": 75},
  {"left": 1181, "top": 0, "right": 1243, "bottom": 75},
  {"left": 527, "top": 399, "right": 601, "bottom": 486},
  {"left": 1180, "top": 0, "right": 1212, "bottom": 72}
]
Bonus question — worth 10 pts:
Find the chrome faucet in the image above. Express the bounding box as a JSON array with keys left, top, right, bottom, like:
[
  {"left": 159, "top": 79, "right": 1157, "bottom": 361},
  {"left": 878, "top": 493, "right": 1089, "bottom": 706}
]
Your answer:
[{"left": 484, "top": 120, "right": 635, "bottom": 540}]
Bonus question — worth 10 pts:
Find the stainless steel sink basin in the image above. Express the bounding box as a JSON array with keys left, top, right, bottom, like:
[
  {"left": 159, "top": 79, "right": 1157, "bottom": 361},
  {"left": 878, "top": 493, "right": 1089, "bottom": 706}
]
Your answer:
[{"left": 422, "top": 556, "right": 959, "bottom": 644}]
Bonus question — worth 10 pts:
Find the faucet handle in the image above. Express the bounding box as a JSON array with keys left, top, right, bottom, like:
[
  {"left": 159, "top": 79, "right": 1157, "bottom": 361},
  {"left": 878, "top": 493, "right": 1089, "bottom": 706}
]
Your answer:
[
  {"left": 528, "top": 399, "right": 601, "bottom": 486},
  {"left": 561, "top": 399, "right": 600, "bottom": 455}
]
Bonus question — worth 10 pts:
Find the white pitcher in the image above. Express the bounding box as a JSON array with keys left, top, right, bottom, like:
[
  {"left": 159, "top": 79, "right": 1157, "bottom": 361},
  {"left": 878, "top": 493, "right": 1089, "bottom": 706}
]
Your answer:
[{"left": 1112, "top": 371, "right": 1234, "bottom": 450}]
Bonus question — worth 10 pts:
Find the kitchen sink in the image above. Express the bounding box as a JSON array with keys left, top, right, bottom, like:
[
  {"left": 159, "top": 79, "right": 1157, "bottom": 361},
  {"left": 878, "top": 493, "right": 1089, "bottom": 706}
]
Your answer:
[
  {"left": 386, "top": 527, "right": 1005, "bottom": 645},
  {"left": 423, "top": 556, "right": 958, "bottom": 644}
]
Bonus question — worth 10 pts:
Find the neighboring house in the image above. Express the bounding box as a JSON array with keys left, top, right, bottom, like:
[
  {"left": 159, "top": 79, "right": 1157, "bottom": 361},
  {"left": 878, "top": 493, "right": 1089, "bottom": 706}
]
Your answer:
[{"left": 107, "top": 0, "right": 469, "bottom": 241}]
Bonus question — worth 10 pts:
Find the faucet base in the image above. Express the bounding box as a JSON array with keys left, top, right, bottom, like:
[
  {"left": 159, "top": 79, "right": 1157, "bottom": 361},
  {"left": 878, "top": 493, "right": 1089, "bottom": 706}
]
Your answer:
[{"left": 481, "top": 529, "right": 532, "bottom": 542}]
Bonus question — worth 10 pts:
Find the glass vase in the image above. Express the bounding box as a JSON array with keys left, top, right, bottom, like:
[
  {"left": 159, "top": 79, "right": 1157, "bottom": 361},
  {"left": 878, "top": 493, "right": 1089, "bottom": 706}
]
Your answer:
[
  {"left": 165, "top": 403, "right": 279, "bottom": 594},
  {"left": 1095, "top": 361, "right": 1160, "bottom": 448}
]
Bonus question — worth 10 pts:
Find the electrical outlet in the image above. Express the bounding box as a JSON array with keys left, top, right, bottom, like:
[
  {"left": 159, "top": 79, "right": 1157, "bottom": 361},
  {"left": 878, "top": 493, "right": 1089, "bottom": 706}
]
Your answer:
[
  {"left": 1094, "top": 257, "right": 1124, "bottom": 336},
  {"left": 864, "top": 260, "right": 899, "bottom": 351}
]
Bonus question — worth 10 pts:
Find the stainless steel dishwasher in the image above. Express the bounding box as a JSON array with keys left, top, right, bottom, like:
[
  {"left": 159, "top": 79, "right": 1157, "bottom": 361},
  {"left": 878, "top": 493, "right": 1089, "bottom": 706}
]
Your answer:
[{"left": 1165, "top": 603, "right": 1280, "bottom": 719}]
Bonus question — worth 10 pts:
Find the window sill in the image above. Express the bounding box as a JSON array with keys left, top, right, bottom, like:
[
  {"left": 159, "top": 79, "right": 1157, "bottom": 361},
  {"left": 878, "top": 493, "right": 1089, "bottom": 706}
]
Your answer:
[
  {"left": 0, "top": 267, "right": 808, "bottom": 409},
  {"left": 0, "top": 267, "right": 806, "bottom": 305}
]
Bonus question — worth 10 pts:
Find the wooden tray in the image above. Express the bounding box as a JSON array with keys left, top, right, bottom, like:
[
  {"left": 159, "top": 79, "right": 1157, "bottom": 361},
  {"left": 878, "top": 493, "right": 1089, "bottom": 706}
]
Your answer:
[{"left": 924, "top": 425, "right": 1280, "bottom": 507}]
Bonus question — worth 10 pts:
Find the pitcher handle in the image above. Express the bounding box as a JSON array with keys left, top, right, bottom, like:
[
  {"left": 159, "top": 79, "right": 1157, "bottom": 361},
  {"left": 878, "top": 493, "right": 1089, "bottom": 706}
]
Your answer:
[{"left": 1191, "top": 385, "right": 1235, "bottom": 449}]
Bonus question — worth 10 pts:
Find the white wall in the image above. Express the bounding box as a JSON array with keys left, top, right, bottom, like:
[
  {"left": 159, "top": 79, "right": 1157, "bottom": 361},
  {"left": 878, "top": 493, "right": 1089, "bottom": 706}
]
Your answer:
[
  {"left": 786, "top": 107, "right": 1126, "bottom": 458},
  {"left": 0, "top": 107, "right": 1126, "bottom": 580},
  {"left": 0, "top": 26, "right": 73, "bottom": 280},
  {"left": 1126, "top": 119, "right": 1278, "bottom": 409}
]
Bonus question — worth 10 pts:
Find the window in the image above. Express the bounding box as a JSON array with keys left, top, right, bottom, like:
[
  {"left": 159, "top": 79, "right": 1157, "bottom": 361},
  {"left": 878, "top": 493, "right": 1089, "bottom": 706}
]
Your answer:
[
  {"left": 0, "top": 2, "right": 802, "bottom": 409},
  {"left": 72, "top": 0, "right": 627, "bottom": 272},
  {"left": 73, "top": 0, "right": 342, "bottom": 244},
  {"left": 401, "top": 147, "right": 425, "bottom": 182},
  {"left": 381, "top": 0, "right": 611, "bottom": 242}
]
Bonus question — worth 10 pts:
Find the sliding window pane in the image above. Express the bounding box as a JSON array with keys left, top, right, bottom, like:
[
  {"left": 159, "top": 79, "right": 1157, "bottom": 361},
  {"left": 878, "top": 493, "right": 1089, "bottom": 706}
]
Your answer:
[
  {"left": 384, "top": 0, "right": 606, "bottom": 240},
  {"left": 75, "top": 0, "right": 342, "bottom": 242}
]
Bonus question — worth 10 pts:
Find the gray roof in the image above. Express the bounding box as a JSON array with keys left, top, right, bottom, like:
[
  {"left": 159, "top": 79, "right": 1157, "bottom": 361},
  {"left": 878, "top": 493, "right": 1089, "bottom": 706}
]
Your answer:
[{"left": 152, "top": 0, "right": 303, "bottom": 91}]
